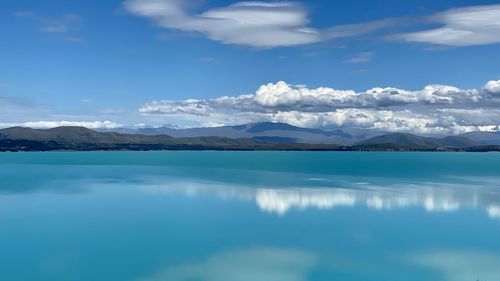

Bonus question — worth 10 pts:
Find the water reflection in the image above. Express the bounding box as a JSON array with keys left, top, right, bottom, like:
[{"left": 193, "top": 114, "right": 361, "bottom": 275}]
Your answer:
[
  {"left": 413, "top": 251, "right": 500, "bottom": 281},
  {"left": 1, "top": 163, "right": 500, "bottom": 219},
  {"left": 1, "top": 154, "right": 500, "bottom": 281},
  {"left": 138, "top": 248, "right": 317, "bottom": 281},
  {"left": 137, "top": 246, "right": 500, "bottom": 281},
  {"left": 140, "top": 177, "right": 500, "bottom": 218}
]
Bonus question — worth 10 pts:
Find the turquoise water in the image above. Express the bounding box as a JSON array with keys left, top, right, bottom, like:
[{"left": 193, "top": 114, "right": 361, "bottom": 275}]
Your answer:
[{"left": 1, "top": 152, "right": 500, "bottom": 281}]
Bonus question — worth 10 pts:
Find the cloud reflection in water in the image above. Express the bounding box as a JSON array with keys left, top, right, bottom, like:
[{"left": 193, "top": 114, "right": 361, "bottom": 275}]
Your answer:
[
  {"left": 413, "top": 251, "right": 500, "bottom": 281},
  {"left": 140, "top": 176, "right": 500, "bottom": 218},
  {"left": 139, "top": 248, "right": 317, "bottom": 281}
]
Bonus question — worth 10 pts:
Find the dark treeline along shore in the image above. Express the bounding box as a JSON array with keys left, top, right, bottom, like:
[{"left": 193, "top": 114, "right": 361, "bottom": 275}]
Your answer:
[{"left": 1, "top": 123, "right": 500, "bottom": 152}]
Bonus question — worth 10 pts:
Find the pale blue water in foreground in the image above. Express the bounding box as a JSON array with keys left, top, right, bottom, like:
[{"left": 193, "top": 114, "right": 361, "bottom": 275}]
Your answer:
[{"left": 1, "top": 152, "right": 500, "bottom": 281}]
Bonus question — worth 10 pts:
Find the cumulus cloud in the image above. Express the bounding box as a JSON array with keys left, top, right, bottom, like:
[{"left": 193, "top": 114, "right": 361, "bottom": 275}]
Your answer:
[
  {"left": 397, "top": 4, "right": 500, "bottom": 46},
  {"left": 484, "top": 79, "right": 500, "bottom": 95},
  {"left": 139, "top": 80, "right": 500, "bottom": 135},
  {"left": 0, "top": 121, "right": 121, "bottom": 129},
  {"left": 124, "top": 0, "right": 392, "bottom": 48},
  {"left": 254, "top": 81, "right": 358, "bottom": 108}
]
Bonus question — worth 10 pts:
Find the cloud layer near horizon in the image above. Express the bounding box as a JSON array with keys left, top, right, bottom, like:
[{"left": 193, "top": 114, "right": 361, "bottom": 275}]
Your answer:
[{"left": 139, "top": 79, "right": 500, "bottom": 135}]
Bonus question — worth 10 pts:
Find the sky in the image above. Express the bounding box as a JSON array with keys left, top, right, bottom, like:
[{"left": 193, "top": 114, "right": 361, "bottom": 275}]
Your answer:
[{"left": 1, "top": 0, "right": 500, "bottom": 134}]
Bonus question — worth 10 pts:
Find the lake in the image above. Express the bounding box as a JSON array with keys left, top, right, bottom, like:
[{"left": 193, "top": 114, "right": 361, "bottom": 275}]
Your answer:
[{"left": 0, "top": 151, "right": 499, "bottom": 281}]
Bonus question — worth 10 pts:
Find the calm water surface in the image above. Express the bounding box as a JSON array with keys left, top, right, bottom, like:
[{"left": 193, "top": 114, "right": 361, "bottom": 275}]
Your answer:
[{"left": 1, "top": 152, "right": 500, "bottom": 281}]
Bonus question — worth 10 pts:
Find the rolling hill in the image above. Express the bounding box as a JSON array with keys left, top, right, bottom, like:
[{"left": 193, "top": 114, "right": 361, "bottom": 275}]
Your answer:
[
  {"left": 1, "top": 125, "right": 499, "bottom": 152},
  {"left": 355, "top": 133, "right": 480, "bottom": 149},
  {"left": 0, "top": 126, "right": 343, "bottom": 151},
  {"left": 459, "top": 131, "right": 500, "bottom": 145}
]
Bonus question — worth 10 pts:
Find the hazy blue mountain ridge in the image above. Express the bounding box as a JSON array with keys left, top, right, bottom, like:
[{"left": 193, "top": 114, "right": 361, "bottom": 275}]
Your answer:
[{"left": 1, "top": 122, "right": 499, "bottom": 151}]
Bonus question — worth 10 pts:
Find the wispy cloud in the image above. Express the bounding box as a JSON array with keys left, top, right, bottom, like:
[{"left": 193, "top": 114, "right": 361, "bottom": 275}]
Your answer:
[
  {"left": 124, "top": 1, "right": 500, "bottom": 48},
  {"left": 396, "top": 4, "right": 500, "bottom": 46},
  {"left": 39, "top": 13, "right": 81, "bottom": 33},
  {"left": 16, "top": 11, "right": 83, "bottom": 41},
  {"left": 40, "top": 24, "right": 68, "bottom": 33},
  {"left": 344, "top": 52, "right": 373, "bottom": 64},
  {"left": 63, "top": 36, "right": 85, "bottom": 43},
  {"left": 199, "top": 57, "right": 218, "bottom": 64},
  {"left": 123, "top": 1, "right": 500, "bottom": 49},
  {"left": 124, "top": 0, "right": 392, "bottom": 48},
  {"left": 15, "top": 11, "right": 35, "bottom": 17}
]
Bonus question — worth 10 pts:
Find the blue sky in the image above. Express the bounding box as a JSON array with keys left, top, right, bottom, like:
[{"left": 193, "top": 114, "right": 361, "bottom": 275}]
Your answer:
[{"left": 1, "top": 0, "right": 500, "bottom": 133}]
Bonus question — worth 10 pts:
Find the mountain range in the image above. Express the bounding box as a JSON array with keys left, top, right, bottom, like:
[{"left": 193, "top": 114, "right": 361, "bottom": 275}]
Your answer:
[
  {"left": 0, "top": 126, "right": 342, "bottom": 151},
  {"left": 1, "top": 122, "right": 500, "bottom": 151},
  {"left": 108, "top": 122, "right": 384, "bottom": 145},
  {"left": 107, "top": 122, "right": 500, "bottom": 146}
]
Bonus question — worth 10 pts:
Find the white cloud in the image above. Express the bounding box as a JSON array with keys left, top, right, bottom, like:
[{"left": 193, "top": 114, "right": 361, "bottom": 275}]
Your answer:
[
  {"left": 397, "top": 4, "right": 500, "bottom": 46},
  {"left": 484, "top": 79, "right": 500, "bottom": 95},
  {"left": 0, "top": 121, "right": 121, "bottom": 129},
  {"left": 270, "top": 110, "right": 451, "bottom": 134},
  {"left": 124, "top": 0, "right": 391, "bottom": 48},
  {"left": 139, "top": 80, "right": 500, "bottom": 134},
  {"left": 139, "top": 248, "right": 317, "bottom": 281},
  {"left": 255, "top": 81, "right": 357, "bottom": 107},
  {"left": 139, "top": 99, "right": 215, "bottom": 115},
  {"left": 125, "top": 2, "right": 500, "bottom": 48},
  {"left": 142, "top": 81, "right": 487, "bottom": 112},
  {"left": 271, "top": 109, "right": 500, "bottom": 135}
]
